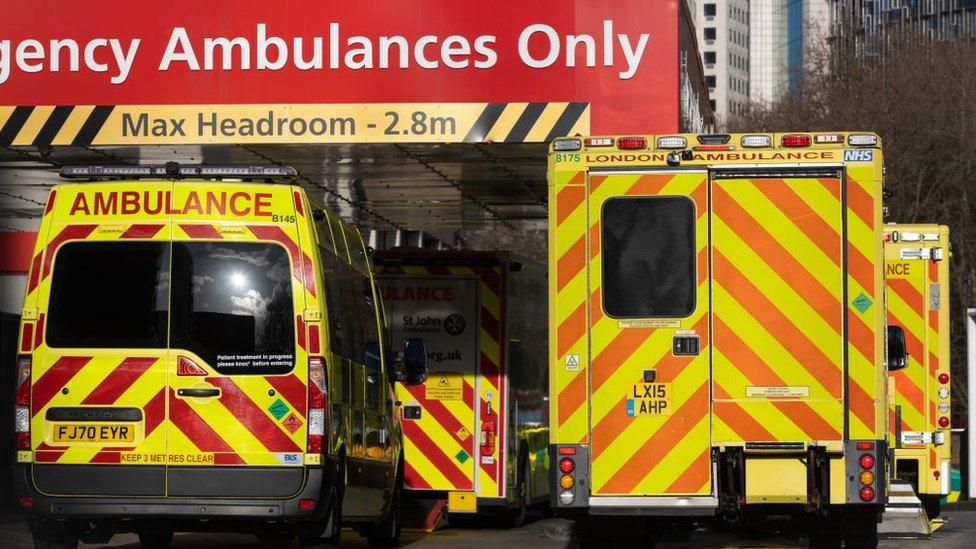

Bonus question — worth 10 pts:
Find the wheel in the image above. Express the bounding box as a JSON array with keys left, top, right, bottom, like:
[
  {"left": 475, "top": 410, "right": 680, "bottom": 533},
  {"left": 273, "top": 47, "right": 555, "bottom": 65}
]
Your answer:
[
  {"left": 301, "top": 481, "right": 342, "bottom": 549},
  {"left": 138, "top": 532, "right": 174, "bottom": 548},
  {"left": 920, "top": 494, "right": 942, "bottom": 520},
  {"left": 32, "top": 533, "right": 78, "bottom": 549},
  {"left": 495, "top": 452, "right": 528, "bottom": 528},
  {"left": 366, "top": 460, "right": 403, "bottom": 548},
  {"left": 807, "top": 532, "right": 842, "bottom": 548}
]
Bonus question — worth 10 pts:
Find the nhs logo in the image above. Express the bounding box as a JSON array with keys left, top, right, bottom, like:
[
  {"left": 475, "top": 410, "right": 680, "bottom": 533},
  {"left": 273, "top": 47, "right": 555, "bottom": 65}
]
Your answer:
[{"left": 844, "top": 149, "right": 874, "bottom": 162}]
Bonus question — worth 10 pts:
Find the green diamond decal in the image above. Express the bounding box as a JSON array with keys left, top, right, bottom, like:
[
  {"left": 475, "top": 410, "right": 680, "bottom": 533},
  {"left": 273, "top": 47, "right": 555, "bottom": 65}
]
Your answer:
[
  {"left": 455, "top": 450, "right": 469, "bottom": 464},
  {"left": 852, "top": 293, "right": 873, "bottom": 314},
  {"left": 268, "top": 399, "right": 289, "bottom": 420}
]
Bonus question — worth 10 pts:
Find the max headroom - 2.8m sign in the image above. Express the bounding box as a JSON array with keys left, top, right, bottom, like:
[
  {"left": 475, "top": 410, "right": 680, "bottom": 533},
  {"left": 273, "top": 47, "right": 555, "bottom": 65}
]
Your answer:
[{"left": 0, "top": 0, "right": 685, "bottom": 141}]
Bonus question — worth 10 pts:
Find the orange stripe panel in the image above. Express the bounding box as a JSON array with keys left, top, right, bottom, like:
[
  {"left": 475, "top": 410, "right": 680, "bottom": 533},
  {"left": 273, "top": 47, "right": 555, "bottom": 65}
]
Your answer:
[
  {"left": 847, "top": 178, "right": 874, "bottom": 229},
  {"left": 556, "top": 236, "right": 585, "bottom": 292},
  {"left": 664, "top": 448, "right": 711, "bottom": 494},
  {"left": 555, "top": 180, "right": 584, "bottom": 225},
  {"left": 557, "top": 373, "right": 586, "bottom": 429}
]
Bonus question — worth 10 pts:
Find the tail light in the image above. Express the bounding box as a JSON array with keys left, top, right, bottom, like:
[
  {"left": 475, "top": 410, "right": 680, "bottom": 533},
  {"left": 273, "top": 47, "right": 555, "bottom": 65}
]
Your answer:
[
  {"left": 307, "top": 357, "right": 326, "bottom": 454},
  {"left": 618, "top": 137, "right": 647, "bottom": 150},
  {"left": 559, "top": 475, "right": 574, "bottom": 490},
  {"left": 859, "top": 486, "right": 876, "bottom": 502},
  {"left": 939, "top": 416, "right": 950, "bottom": 428},
  {"left": 781, "top": 134, "right": 811, "bottom": 147},
  {"left": 939, "top": 373, "right": 949, "bottom": 384},
  {"left": 15, "top": 355, "right": 31, "bottom": 450},
  {"left": 856, "top": 441, "right": 875, "bottom": 451},
  {"left": 480, "top": 419, "right": 496, "bottom": 457},
  {"left": 859, "top": 454, "right": 875, "bottom": 470},
  {"left": 559, "top": 457, "right": 575, "bottom": 474}
]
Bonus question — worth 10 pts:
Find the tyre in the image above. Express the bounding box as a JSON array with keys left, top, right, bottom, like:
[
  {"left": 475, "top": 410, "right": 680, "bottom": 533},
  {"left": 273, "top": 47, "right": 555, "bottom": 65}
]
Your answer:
[
  {"left": 366, "top": 460, "right": 403, "bottom": 548},
  {"left": 495, "top": 453, "right": 528, "bottom": 528},
  {"left": 301, "top": 482, "right": 342, "bottom": 549},
  {"left": 138, "top": 532, "right": 174, "bottom": 548},
  {"left": 920, "top": 494, "right": 942, "bottom": 520},
  {"left": 807, "top": 532, "right": 842, "bottom": 548},
  {"left": 32, "top": 534, "right": 78, "bottom": 549}
]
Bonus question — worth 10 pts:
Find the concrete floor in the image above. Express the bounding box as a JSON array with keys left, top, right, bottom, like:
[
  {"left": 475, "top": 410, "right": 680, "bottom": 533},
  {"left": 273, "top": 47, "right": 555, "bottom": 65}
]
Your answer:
[{"left": 2, "top": 509, "right": 974, "bottom": 548}]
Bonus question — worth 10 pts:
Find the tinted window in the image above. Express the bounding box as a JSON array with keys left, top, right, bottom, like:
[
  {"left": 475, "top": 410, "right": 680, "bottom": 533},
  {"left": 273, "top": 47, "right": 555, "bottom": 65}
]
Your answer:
[
  {"left": 171, "top": 242, "right": 295, "bottom": 374},
  {"left": 320, "top": 246, "right": 380, "bottom": 365},
  {"left": 601, "top": 196, "right": 696, "bottom": 318},
  {"left": 48, "top": 242, "right": 169, "bottom": 348}
]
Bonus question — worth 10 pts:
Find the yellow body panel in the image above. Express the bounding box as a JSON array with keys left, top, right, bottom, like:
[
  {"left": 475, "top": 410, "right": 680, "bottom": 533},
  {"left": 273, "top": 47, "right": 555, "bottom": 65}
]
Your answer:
[
  {"left": 745, "top": 458, "right": 807, "bottom": 504},
  {"left": 548, "top": 133, "right": 887, "bottom": 507},
  {"left": 884, "top": 224, "right": 951, "bottom": 496}
]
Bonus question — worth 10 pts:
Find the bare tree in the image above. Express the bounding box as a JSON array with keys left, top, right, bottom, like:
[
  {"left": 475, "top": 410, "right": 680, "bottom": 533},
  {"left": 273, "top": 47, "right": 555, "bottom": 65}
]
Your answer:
[{"left": 727, "top": 33, "right": 976, "bottom": 417}]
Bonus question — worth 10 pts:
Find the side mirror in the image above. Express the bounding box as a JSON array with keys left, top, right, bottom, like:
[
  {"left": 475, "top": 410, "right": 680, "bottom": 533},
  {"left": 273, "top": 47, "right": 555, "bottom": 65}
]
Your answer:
[
  {"left": 395, "top": 338, "right": 428, "bottom": 386},
  {"left": 886, "top": 325, "right": 908, "bottom": 371}
]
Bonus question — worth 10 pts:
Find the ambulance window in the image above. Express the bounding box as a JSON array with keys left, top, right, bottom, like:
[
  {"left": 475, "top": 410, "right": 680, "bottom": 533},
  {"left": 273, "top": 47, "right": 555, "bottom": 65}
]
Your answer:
[
  {"left": 601, "top": 196, "right": 696, "bottom": 318},
  {"left": 47, "top": 242, "right": 169, "bottom": 348},
  {"left": 170, "top": 242, "right": 295, "bottom": 374}
]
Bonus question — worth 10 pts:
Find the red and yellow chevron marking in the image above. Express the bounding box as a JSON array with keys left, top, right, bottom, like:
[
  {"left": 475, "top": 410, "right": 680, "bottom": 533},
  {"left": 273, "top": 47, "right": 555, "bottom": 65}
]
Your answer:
[
  {"left": 383, "top": 263, "right": 506, "bottom": 497},
  {"left": 26, "top": 181, "right": 321, "bottom": 469},
  {"left": 885, "top": 224, "right": 951, "bottom": 495},
  {"left": 587, "top": 172, "right": 711, "bottom": 496}
]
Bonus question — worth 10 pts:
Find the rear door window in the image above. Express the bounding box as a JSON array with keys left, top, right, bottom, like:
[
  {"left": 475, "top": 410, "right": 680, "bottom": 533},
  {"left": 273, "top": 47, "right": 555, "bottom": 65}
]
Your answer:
[
  {"left": 170, "top": 242, "right": 296, "bottom": 374},
  {"left": 47, "top": 241, "right": 169, "bottom": 348},
  {"left": 601, "top": 196, "right": 696, "bottom": 318}
]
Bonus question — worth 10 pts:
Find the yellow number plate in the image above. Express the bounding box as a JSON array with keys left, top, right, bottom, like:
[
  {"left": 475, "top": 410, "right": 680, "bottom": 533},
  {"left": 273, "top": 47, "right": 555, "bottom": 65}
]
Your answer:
[
  {"left": 52, "top": 423, "right": 135, "bottom": 443},
  {"left": 628, "top": 383, "right": 672, "bottom": 416}
]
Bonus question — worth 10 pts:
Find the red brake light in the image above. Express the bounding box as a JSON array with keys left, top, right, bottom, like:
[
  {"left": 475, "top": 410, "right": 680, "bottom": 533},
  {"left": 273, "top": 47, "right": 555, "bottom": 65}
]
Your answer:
[
  {"left": 299, "top": 498, "right": 315, "bottom": 510},
  {"left": 307, "top": 357, "right": 327, "bottom": 454},
  {"left": 782, "top": 134, "right": 811, "bottom": 147},
  {"left": 856, "top": 442, "right": 875, "bottom": 451},
  {"left": 939, "top": 373, "right": 950, "bottom": 384},
  {"left": 18, "top": 496, "right": 33, "bottom": 508},
  {"left": 559, "top": 458, "right": 575, "bottom": 474},
  {"left": 15, "top": 432, "right": 30, "bottom": 451},
  {"left": 15, "top": 355, "right": 30, "bottom": 406},
  {"left": 693, "top": 145, "right": 734, "bottom": 151},
  {"left": 859, "top": 454, "right": 875, "bottom": 470},
  {"left": 617, "top": 137, "right": 647, "bottom": 150},
  {"left": 558, "top": 446, "right": 577, "bottom": 456},
  {"left": 859, "top": 486, "right": 876, "bottom": 502},
  {"left": 939, "top": 416, "right": 950, "bottom": 428}
]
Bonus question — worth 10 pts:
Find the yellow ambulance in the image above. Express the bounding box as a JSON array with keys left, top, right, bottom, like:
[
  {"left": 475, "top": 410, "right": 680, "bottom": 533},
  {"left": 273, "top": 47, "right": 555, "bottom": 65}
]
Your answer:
[
  {"left": 883, "top": 224, "right": 951, "bottom": 519},
  {"left": 12, "top": 164, "right": 427, "bottom": 549},
  {"left": 547, "top": 133, "right": 898, "bottom": 547}
]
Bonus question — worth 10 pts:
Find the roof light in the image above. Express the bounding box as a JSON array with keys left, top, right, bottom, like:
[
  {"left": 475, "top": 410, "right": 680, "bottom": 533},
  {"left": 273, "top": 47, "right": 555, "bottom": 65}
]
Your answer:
[
  {"left": 693, "top": 145, "right": 735, "bottom": 151},
  {"left": 815, "top": 133, "right": 845, "bottom": 144},
  {"left": 552, "top": 138, "right": 581, "bottom": 151},
  {"left": 697, "top": 134, "right": 731, "bottom": 145},
  {"left": 848, "top": 134, "right": 878, "bottom": 146},
  {"left": 741, "top": 135, "right": 771, "bottom": 148},
  {"left": 60, "top": 164, "right": 296, "bottom": 179},
  {"left": 618, "top": 137, "right": 647, "bottom": 150},
  {"left": 781, "top": 134, "right": 811, "bottom": 147},
  {"left": 939, "top": 373, "right": 949, "bottom": 384},
  {"left": 939, "top": 416, "right": 950, "bottom": 428},
  {"left": 584, "top": 137, "right": 614, "bottom": 147},
  {"left": 656, "top": 136, "right": 686, "bottom": 149}
]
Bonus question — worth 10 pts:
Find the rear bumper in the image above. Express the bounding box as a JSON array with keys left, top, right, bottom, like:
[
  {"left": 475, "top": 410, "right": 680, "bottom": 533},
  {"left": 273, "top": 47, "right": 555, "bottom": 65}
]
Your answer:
[{"left": 13, "top": 461, "right": 336, "bottom": 523}]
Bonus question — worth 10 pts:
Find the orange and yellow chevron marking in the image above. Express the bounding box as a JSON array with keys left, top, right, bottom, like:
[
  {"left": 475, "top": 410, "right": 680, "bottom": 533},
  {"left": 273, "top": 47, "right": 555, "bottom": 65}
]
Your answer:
[
  {"left": 711, "top": 178, "right": 847, "bottom": 443},
  {"left": 586, "top": 172, "right": 711, "bottom": 496},
  {"left": 885, "top": 224, "right": 951, "bottom": 496},
  {"left": 550, "top": 169, "right": 589, "bottom": 445},
  {"left": 846, "top": 169, "right": 884, "bottom": 440}
]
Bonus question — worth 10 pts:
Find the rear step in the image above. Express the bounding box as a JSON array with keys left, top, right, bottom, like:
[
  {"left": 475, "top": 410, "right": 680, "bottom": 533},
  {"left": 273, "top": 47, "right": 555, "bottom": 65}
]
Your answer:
[{"left": 878, "top": 479, "right": 931, "bottom": 538}]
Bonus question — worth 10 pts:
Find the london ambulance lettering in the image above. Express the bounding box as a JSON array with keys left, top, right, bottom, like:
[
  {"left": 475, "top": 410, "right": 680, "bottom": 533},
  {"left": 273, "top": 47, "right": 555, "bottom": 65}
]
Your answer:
[{"left": 66, "top": 190, "right": 274, "bottom": 217}]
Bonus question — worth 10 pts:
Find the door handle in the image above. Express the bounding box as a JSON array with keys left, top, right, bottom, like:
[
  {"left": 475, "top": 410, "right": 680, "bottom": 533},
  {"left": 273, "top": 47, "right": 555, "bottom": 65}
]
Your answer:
[{"left": 177, "top": 388, "right": 220, "bottom": 398}]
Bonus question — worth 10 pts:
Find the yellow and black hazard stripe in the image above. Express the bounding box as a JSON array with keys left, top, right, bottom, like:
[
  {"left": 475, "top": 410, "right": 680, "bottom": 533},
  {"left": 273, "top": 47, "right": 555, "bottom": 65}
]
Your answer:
[
  {"left": 0, "top": 103, "right": 589, "bottom": 145},
  {"left": 0, "top": 106, "right": 114, "bottom": 147},
  {"left": 462, "top": 102, "right": 589, "bottom": 143}
]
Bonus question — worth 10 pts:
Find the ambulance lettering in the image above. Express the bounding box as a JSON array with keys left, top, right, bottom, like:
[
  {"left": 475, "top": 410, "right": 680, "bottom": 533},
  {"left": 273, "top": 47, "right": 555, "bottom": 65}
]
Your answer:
[
  {"left": 844, "top": 149, "right": 874, "bottom": 162},
  {"left": 68, "top": 190, "right": 274, "bottom": 217}
]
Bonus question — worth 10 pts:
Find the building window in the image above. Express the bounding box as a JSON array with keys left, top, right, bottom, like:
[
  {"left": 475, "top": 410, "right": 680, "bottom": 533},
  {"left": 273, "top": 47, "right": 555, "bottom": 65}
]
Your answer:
[
  {"left": 704, "top": 51, "right": 716, "bottom": 64},
  {"left": 704, "top": 27, "right": 716, "bottom": 40},
  {"left": 709, "top": 99, "right": 717, "bottom": 112},
  {"left": 704, "top": 3, "right": 716, "bottom": 16},
  {"left": 707, "top": 75, "right": 716, "bottom": 88}
]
